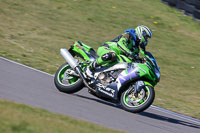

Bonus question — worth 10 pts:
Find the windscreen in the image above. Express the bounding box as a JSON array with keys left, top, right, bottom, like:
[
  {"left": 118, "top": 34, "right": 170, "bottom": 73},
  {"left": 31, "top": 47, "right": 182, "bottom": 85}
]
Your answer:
[
  {"left": 145, "top": 51, "right": 159, "bottom": 70},
  {"left": 145, "top": 51, "right": 160, "bottom": 80}
]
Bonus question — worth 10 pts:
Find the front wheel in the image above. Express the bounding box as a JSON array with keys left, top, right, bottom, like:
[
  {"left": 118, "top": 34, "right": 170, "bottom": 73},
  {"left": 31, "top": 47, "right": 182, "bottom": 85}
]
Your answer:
[
  {"left": 120, "top": 85, "right": 155, "bottom": 113},
  {"left": 54, "top": 63, "right": 84, "bottom": 93}
]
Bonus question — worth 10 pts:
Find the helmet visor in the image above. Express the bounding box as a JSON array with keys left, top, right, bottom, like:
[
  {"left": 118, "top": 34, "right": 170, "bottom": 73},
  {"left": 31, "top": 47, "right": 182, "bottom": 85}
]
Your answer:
[
  {"left": 142, "top": 31, "right": 150, "bottom": 46},
  {"left": 142, "top": 31, "right": 150, "bottom": 40}
]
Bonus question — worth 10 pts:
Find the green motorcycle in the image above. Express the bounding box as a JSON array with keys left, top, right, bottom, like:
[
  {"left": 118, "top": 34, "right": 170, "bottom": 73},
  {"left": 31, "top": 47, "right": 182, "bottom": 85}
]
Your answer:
[{"left": 54, "top": 41, "right": 160, "bottom": 113}]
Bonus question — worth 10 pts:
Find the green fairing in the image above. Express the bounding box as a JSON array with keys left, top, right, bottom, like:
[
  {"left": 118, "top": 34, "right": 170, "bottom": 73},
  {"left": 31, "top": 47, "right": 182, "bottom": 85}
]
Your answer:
[
  {"left": 143, "top": 81, "right": 154, "bottom": 87},
  {"left": 79, "top": 42, "right": 92, "bottom": 52},
  {"left": 71, "top": 41, "right": 92, "bottom": 61},
  {"left": 137, "top": 49, "right": 159, "bottom": 86},
  {"left": 136, "top": 63, "right": 157, "bottom": 86}
]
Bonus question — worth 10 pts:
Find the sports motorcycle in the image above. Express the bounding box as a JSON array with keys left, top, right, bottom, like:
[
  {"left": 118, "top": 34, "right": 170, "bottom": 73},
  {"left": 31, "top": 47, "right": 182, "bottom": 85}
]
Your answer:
[{"left": 54, "top": 41, "right": 160, "bottom": 113}]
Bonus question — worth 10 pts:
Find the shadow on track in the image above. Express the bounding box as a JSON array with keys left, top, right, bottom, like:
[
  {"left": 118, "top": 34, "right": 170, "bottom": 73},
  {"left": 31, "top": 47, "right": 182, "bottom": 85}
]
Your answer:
[
  {"left": 73, "top": 94, "right": 121, "bottom": 109},
  {"left": 73, "top": 93, "right": 200, "bottom": 129}
]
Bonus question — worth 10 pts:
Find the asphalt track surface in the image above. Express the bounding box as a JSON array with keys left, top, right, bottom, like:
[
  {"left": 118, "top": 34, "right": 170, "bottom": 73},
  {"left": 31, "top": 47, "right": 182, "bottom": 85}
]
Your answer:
[{"left": 0, "top": 57, "right": 200, "bottom": 133}]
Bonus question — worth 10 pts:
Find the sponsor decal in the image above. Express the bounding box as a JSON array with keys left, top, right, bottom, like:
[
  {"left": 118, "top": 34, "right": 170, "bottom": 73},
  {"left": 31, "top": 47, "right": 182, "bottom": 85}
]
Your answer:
[
  {"left": 119, "top": 75, "right": 126, "bottom": 81},
  {"left": 145, "top": 63, "right": 152, "bottom": 70},
  {"left": 135, "top": 64, "right": 147, "bottom": 73},
  {"left": 75, "top": 45, "right": 83, "bottom": 49},
  {"left": 96, "top": 83, "right": 115, "bottom": 97}
]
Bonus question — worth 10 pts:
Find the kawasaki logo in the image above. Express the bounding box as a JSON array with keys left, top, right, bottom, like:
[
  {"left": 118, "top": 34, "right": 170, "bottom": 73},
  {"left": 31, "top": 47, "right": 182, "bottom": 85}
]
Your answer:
[{"left": 96, "top": 83, "right": 115, "bottom": 97}]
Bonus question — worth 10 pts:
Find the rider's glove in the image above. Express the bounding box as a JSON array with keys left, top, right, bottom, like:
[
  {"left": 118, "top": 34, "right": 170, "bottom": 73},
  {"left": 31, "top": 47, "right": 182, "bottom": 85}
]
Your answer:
[
  {"left": 127, "top": 54, "right": 137, "bottom": 61},
  {"left": 134, "top": 56, "right": 144, "bottom": 63}
]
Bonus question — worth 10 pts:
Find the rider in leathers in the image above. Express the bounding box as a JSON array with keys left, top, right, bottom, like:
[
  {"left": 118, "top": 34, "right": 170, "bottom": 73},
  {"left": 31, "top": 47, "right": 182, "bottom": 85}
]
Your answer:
[{"left": 86, "top": 25, "right": 152, "bottom": 77}]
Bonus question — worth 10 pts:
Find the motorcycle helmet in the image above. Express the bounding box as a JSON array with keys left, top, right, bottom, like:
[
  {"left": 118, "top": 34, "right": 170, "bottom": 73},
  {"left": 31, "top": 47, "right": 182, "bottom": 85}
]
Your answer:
[{"left": 135, "top": 25, "right": 152, "bottom": 50}]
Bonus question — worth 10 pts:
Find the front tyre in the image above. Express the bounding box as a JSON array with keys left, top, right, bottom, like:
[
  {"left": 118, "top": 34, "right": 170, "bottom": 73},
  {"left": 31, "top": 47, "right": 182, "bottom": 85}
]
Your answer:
[
  {"left": 54, "top": 63, "right": 84, "bottom": 93},
  {"left": 120, "top": 85, "right": 155, "bottom": 113}
]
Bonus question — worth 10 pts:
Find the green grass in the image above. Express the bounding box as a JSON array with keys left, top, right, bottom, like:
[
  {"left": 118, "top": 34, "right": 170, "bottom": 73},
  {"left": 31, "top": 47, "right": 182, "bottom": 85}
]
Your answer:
[
  {"left": 0, "top": 0, "right": 199, "bottom": 120},
  {"left": 0, "top": 100, "right": 125, "bottom": 133}
]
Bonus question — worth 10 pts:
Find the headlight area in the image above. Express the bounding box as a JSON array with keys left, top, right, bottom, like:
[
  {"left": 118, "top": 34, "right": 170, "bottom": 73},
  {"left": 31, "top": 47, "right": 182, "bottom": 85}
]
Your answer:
[{"left": 154, "top": 68, "right": 160, "bottom": 81}]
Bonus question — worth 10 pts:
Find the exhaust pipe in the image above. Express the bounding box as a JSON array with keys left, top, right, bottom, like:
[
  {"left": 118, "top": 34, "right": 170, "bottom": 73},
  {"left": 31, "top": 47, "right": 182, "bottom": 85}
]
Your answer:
[
  {"left": 60, "top": 48, "right": 78, "bottom": 69},
  {"left": 60, "top": 48, "right": 96, "bottom": 92}
]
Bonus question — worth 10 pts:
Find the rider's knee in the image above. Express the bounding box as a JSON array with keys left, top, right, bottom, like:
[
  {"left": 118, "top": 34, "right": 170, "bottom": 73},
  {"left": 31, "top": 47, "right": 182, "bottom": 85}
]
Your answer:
[{"left": 101, "top": 52, "right": 117, "bottom": 62}]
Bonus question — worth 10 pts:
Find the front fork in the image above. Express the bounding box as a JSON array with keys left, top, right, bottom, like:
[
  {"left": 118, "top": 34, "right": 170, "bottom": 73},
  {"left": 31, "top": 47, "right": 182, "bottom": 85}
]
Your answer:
[{"left": 128, "top": 81, "right": 153, "bottom": 97}]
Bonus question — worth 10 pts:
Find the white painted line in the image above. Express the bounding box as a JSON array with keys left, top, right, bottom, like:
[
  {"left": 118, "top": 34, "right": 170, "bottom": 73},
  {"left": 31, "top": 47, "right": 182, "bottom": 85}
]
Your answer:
[
  {"left": 0, "top": 56, "right": 200, "bottom": 124},
  {"left": 150, "top": 105, "right": 200, "bottom": 124},
  {"left": 0, "top": 56, "right": 54, "bottom": 77}
]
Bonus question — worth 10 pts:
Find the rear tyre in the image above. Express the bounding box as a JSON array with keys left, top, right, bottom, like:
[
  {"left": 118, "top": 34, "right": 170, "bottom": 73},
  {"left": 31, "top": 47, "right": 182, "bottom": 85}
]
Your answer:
[
  {"left": 120, "top": 85, "right": 155, "bottom": 113},
  {"left": 54, "top": 63, "right": 84, "bottom": 93}
]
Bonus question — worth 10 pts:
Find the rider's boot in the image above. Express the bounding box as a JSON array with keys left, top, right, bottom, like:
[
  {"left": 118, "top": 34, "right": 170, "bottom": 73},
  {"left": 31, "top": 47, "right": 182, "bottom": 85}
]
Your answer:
[{"left": 85, "top": 61, "right": 99, "bottom": 78}]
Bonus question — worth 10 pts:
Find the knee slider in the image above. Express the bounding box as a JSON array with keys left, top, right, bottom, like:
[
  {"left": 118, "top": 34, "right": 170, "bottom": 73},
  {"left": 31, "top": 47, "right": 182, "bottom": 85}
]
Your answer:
[
  {"left": 101, "top": 52, "right": 116, "bottom": 61},
  {"left": 110, "top": 52, "right": 117, "bottom": 61},
  {"left": 101, "top": 53, "right": 111, "bottom": 61}
]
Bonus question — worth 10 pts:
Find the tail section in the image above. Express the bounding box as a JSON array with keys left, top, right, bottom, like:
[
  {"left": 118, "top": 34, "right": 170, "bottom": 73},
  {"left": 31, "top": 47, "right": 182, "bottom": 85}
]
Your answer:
[{"left": 69, "top": 41, "right": 98, "bottom": 61}]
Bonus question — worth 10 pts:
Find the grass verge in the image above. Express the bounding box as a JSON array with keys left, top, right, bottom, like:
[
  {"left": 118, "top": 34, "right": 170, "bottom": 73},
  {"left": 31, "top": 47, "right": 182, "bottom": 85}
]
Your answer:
[{"left": 0, "top": 100, "right": 125, "bottom": 133}]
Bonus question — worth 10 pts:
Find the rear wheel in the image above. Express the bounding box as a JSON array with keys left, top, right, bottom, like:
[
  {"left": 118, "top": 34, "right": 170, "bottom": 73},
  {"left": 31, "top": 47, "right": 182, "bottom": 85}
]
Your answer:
[
  {"left": 54, "top": 63, "right": 84, "bottom": 93},
  {"left": 120, "top": 85, "right": 155, "bottom": 113}
]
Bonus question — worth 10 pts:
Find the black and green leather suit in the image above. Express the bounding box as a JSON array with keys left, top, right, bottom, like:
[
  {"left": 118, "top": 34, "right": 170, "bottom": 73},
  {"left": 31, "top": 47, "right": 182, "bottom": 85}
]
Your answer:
[{"left": 92, "top": 32, "right": 140, "bottom": 68}]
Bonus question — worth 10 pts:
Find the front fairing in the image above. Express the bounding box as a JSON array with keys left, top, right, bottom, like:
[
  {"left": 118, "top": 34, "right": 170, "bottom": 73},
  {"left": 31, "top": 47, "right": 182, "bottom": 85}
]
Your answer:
[
  {"left": 117, "top": 63, "right": 140, "bottom": 85},
  {"left": 144, "top": 51, "right": 160, "bottom": 82},
  {"left": 116, "top": 51, "right": 160, "bottom": 90}
]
